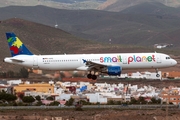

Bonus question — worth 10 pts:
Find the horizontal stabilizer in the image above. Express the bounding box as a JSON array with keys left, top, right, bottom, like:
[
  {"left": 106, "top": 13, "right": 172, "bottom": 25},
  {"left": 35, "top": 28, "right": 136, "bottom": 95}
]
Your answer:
[{"left": 10, "top": 58, "right": 24, "bottom": 62}]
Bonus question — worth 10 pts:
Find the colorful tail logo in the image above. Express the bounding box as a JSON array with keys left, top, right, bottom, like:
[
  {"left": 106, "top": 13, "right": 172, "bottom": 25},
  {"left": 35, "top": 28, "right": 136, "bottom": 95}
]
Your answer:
[{"left": 6, "top": 32, "right": 33, "bottom": 57}]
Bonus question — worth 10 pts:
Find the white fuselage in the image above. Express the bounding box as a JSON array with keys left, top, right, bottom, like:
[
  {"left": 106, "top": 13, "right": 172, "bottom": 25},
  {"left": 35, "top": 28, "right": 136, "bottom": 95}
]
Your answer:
[{"left": 4, "top": 53, "right": 177, "bottom": 71}]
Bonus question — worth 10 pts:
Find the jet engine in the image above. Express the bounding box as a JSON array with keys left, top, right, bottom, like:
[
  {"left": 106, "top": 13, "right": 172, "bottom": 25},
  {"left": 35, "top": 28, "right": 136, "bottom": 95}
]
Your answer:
[{"left": 106, "top": 66, "right": 122, "bottom": 76}]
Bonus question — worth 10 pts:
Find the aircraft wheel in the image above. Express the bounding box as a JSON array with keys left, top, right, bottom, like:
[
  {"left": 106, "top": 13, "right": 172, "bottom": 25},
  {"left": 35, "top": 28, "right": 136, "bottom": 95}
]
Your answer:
[
  {"left": 87, "top": 74, "right": 92, "bottom": 79},
  {"left": 156, "top": 74, "right": 160, "bottom": 77},
  {"left": 91, "top": 75, "right": 97, "bottom": 80}
]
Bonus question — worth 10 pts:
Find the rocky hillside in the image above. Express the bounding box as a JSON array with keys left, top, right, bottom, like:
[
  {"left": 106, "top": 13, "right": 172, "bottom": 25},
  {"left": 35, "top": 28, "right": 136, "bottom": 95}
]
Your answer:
[
  {"left": 0, "top": 0, "right": 103, "bottom": 10},
  {"left": 0, "top": 5, "right": 180, "bottom": 49},
  {"left": 98, "top": 0, "right": 180, "bottom": 12}
]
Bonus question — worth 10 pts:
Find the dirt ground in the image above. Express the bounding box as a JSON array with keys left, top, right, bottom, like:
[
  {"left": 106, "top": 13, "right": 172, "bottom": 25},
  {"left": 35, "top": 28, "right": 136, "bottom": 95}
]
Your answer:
[{"left": 0, "top": 108, "right": 180, "bottom": 120}]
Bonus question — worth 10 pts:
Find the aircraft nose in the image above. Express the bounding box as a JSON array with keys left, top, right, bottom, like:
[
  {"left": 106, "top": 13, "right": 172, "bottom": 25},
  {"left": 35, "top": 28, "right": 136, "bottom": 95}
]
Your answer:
[{"left": 172, "top": 59, "right": 177, "bottom": 66}]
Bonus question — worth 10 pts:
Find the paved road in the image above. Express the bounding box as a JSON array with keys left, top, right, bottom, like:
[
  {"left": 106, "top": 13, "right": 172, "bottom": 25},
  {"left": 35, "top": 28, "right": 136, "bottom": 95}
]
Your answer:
[{"left": 0, "top": 104, "right": 178, "bottom": 110}]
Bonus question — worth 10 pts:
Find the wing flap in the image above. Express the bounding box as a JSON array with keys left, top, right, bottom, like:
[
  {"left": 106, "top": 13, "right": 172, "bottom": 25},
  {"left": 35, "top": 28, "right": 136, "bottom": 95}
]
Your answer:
[{"left": 83, "top": 59, "right": 119, "bottom": 71}]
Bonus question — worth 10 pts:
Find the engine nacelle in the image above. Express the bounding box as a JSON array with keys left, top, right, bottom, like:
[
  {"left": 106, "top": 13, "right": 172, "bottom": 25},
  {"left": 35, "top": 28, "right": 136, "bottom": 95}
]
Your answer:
[{"left": 107, "top": 66, "right": 122, "bottom": 76}]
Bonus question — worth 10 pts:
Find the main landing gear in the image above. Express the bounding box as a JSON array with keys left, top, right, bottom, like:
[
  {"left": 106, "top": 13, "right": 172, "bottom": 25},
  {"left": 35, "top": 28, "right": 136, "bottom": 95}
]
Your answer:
[{"left": 87, "top": 71, "right": 98, "bottom": 80}]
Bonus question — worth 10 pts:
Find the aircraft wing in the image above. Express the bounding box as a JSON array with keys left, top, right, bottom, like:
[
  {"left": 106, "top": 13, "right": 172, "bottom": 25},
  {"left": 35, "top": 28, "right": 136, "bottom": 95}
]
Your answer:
[{"left": 83, "top": 59, "right": 118, "bottom": 71}]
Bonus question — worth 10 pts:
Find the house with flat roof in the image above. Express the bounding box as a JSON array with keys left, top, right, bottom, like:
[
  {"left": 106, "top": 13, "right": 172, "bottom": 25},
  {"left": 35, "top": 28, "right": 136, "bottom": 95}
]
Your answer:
[{"left": 13, "top": 83, "right": 54, "bottom": 94}]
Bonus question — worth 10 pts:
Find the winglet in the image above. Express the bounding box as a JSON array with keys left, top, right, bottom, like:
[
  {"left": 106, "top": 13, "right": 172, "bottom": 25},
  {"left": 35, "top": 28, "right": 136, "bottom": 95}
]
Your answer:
[{"left": 6, "top": 32, "right": 33, "bottom": 57}]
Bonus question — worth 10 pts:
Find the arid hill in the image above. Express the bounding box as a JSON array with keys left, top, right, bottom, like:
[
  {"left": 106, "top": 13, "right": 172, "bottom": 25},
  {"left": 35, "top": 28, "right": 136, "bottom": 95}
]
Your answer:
[
  {"left": 1, "top": 18, "right": 164, "bottom": 71},
  {"left": 1, "top": 0, "right": 180, "bottom": 12},
  {"left": 1, "top": 18, "right": 179, "bottom": 72},
  {"left": 0, "top": 5, "right": 180, "bottom": 47},
  {"left": 98, "top": 0, "right": 180, "bottom": 12}
]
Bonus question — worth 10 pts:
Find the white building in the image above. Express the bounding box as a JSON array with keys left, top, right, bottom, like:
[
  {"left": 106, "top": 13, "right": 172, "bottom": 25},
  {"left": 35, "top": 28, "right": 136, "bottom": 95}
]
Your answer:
[
  {"left": 86, "top": 93, "right": 107, "bottom": 103},
  {"left": 56, "top": 93, "right": 73, "bottom": 101},
  {"left": 7, "top": 79, "right": 22, "bottom": 85},
  {"left": 24, "top": 91, "right": 51, "bottom": 100},
  {"left": 125, "top": 71, "right": 162, "bottom": 80}
]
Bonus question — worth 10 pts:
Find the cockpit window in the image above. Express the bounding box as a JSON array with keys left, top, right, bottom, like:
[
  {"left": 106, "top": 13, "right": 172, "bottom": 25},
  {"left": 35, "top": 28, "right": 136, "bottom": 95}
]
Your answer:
[{"left": 166, "top": 57, "right": 171, "bottom": 59}]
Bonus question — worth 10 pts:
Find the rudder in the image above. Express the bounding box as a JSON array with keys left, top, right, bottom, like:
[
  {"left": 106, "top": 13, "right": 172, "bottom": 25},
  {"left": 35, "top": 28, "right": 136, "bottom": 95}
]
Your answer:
[{"left": 6, "top": 32, "right": 33, "bottom": 57}]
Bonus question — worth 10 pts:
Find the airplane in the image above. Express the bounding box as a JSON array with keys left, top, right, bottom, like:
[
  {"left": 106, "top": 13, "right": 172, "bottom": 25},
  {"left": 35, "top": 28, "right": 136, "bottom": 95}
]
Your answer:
[{"left": 3, "top": 32, "right": 177, "bottom": 80}]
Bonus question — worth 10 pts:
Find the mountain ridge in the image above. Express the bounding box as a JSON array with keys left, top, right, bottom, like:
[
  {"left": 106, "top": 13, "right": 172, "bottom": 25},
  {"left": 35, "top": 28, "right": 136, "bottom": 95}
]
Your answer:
[
  {"left": 99, "top": 0, "right": 180, "bottom": 12},
  {"left": 1, "top": 0, "right": 180, "bottom": 12},
  {"left": 0, "top": 5, "right": 180, "bottom": 48}
]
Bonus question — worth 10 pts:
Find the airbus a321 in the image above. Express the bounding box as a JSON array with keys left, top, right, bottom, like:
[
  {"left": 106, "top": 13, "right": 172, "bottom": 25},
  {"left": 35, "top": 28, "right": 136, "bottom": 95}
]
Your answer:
[{"left": 3, "top": 32, "right": 177, "bottom": 80}]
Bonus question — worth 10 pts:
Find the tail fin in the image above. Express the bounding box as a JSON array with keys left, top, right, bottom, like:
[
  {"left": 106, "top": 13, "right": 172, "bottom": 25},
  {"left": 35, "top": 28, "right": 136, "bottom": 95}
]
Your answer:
[{"left": 6, "top": 32, "right": 33, "bottom": 57}]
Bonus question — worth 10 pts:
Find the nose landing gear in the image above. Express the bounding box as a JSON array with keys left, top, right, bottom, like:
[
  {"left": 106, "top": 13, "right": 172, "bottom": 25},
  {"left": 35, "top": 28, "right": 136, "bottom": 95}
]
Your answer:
[{"left": 155, "top": 68, "right": 160, "bottom": 77}]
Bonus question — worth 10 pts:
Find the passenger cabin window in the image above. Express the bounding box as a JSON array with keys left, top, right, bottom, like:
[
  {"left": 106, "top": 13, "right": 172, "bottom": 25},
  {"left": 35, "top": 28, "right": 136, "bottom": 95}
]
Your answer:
[{"left": 43, "top": 59, "right": 79, "bottom": 62}]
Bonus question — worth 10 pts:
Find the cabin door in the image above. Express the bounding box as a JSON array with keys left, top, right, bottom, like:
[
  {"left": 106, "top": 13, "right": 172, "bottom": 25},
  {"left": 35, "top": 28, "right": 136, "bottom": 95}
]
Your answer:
[
  {"left": 156, "top": 55, "right": 161, "bottom": 63},
  {"left": 123, "top": 56, "right": 127, "bottom": 64},
  {"left": 33, "top": 57, "right": 38, "bottom": 67}
]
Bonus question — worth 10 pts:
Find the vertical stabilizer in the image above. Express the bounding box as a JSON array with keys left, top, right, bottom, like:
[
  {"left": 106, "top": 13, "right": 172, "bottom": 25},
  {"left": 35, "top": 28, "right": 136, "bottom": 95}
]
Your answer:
[{"left": 6, "top": 32, "right": 33, "bottom": 57}]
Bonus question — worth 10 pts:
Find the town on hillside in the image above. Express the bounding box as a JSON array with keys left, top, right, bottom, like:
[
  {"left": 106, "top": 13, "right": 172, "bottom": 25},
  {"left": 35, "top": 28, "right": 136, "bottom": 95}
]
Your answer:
[{"left": 1, "top": 75, "right": 180, "bottom": 106}]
